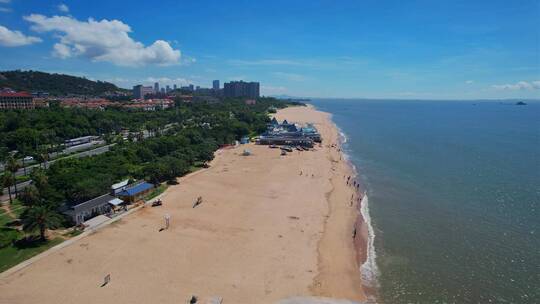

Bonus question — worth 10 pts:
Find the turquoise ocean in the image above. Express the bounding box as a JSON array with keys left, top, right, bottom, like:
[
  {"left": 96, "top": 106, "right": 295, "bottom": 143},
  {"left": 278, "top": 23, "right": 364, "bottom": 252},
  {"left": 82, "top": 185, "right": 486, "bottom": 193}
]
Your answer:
[{"left": 311, "top": 99, "right": 539, "bottom": 304}]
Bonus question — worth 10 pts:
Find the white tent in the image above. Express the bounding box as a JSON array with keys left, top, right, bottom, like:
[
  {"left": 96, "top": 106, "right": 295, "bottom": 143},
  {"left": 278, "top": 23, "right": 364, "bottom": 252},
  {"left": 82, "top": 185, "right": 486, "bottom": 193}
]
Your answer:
[{"left": 108, "top": 198, "right": 124, "bottom": 206}]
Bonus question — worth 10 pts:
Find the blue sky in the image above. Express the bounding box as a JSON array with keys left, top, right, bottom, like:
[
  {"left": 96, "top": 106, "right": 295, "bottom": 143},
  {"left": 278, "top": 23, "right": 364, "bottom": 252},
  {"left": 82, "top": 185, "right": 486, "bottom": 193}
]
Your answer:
[{"left": 0, "top": 0, "right": 539, "bottom": 99}]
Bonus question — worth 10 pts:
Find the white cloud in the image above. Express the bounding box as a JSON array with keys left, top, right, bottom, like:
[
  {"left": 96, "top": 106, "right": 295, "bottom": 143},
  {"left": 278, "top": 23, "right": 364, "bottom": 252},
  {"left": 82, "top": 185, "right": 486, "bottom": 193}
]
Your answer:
[
  {"left": 272, "top": 72, "right": 306, "bottom": 82},
  {"left": 0, "top": 0, "right": 11, "bottom": 3},
  {"left": 228, "top": 59, "right": 304, "bottom": 66},
  {"left": 492, "top": 80, "right": 540, "bottom": 91},
  {"left": 228, "top": 75, "right": 246, "bottom": 81},
  {"left": 0, "top": 7, "right": 11, "bottom": 13},
  {"left": 261, "top": 85, "right": 288, "bottom": 95},
  {"left": 24, "top": 14, "right": 181, "bottom": 67},
  {"left": 57, "top": 4, "right": 69, "bottom": 13},
  {"left": 0, "top": 25, "right": 42, "bottom": 47},
  {"left": 52, "top": 42, "right": 71, "bottom": 58},
  {"left": 465, "top": 80, "right": 474, "bottom": 84},
  {"left": 144, "top": 77, "right": 193, "bottom": 86}
]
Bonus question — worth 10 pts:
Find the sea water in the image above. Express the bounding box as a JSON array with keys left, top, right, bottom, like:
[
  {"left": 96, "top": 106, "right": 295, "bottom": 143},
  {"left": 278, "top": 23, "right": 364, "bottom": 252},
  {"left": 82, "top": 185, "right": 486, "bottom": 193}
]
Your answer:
[{"left": 311, "top": 99, "right": 540, "bottom": 304}]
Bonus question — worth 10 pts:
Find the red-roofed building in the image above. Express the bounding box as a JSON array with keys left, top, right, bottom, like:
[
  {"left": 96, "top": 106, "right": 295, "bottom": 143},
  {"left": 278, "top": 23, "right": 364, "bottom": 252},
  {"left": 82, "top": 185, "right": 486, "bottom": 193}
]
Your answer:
[{"left": 0, "top": 91, "right": 34, "bottom": 110}]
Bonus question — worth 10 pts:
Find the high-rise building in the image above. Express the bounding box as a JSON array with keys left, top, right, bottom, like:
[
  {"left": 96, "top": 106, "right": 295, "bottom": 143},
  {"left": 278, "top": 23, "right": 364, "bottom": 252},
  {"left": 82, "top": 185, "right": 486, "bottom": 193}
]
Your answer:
[
  {"left": 189, "top": 84, "right": 194, "bottom": 91},
  {"left": 173, "top": 84, "right": 177, "bottom": 90},
  {"left": 166, "top": 85, "right": 171, "bottom": 93},
  {"left": 133, "top": 85, "right": 143, "bottom": 99},
  {"left": 223, "top": 81, "right": 260, "bottom": 98},
  {"left": 154, "top": 82, "right": 159, "bottom": 93},
  {"left": 133, "top": 85, "right": 154, "bottom": 99},
  {"left": 213, "top": 80, "right": 220, "bottom": 90}
]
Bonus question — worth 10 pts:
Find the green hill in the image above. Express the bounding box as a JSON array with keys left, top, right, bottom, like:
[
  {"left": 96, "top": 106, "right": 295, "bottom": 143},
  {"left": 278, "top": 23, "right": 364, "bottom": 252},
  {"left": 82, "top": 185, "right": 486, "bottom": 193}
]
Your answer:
[{"left": 0, "top": 70, "right": 124, "bottom": 96}]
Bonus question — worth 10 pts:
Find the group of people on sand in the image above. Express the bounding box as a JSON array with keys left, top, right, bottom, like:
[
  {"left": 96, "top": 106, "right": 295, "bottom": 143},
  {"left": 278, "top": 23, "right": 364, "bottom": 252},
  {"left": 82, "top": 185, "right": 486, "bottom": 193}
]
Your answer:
[
  {"left": 345, "top": 175, "right": 362, "bottom": 207},
  {"left": 299, "top": 170, "right": 316, "bottom": 178}
]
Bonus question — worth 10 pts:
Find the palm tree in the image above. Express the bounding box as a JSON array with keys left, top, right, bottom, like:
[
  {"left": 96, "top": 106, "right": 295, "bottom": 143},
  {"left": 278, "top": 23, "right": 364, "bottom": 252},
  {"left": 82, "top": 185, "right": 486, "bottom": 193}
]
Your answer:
[
  {"left": 6, "top": 156, "right": 20, "bottom": 196},
  {"left": 21, "top": 205, "right": 62, "bottom": 241},
  {"left": 1, "top": 172, "right": 15, "bottom": 204},
  {"left": 19, "top": 185, "right": 40, "bottom": 207},
  {"left": 30, "top": 169, "right": 49, "bottom": 192},
  {"left": 36, "top": 148, "right": 49, "bottom": 169}
]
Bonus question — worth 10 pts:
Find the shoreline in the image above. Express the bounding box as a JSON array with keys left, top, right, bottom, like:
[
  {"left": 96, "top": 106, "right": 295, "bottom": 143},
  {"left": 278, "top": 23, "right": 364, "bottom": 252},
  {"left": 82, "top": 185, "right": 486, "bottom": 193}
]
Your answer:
[
  {"left": 0, "top": 104, "right": 371, "bottom": 304},
  {"left": 314, "top": 110, "right": 373, "bottom": 300},
  {"left": 331, "top": 118, "right": 378, "bottom": 299},
  {"left": 274, "top": 105, "right": 370, "bottom": 301}
]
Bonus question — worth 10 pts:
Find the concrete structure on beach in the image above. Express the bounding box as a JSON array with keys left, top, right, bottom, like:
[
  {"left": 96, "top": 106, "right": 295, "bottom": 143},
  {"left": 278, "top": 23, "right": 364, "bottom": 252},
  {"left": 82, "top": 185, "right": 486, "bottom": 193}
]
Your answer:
[{"left": 256, "top": 117, "right": 321, "bottom": 147}]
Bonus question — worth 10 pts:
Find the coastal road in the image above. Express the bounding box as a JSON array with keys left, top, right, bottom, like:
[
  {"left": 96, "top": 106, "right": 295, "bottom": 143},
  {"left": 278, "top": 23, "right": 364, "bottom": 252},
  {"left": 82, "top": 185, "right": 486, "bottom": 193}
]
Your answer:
[
  {"left": 1, "top": 144, "right": 115, "bottom": 203},
  {"left": 8, "top": 143, "right": 114, "bottom": 177}
]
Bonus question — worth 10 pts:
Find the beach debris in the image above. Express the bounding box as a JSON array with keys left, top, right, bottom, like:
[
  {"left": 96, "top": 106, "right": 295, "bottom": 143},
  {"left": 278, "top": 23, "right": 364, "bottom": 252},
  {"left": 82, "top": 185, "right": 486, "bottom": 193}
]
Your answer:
[
  {"left": 206, "top": 297, "right": 223, "bottom": 304},
  {"left": 193, "top": 196, "right": 203, "bottom": 208},
  {"left": 151, "top": 199, "right": 163, "bottom": 207},
  {"left": 281, "top": 150, "right": 287, "bottom": 156},
  {"left": 164, "top": 214, "right": 171, "bottom": 229},
  {"left": 189, "top": 295, "right": 198, "bottom": 304},
  {"left": 281, "top": 146, "right": 293, "bottom": 152},
  {"left": 242, "top": 149, "right": 251, "bottom": 156},
  {"left": 101, "top": 274, "right": 111, "bottom": 287},
  {"left": 288, "top": 216, "right": 300, "bottom": 220}
]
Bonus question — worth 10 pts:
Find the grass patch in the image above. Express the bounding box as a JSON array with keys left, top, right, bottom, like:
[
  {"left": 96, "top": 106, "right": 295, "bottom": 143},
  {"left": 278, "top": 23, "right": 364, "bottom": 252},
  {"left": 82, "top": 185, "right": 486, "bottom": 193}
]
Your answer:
[
  {"left": 63, "top": 229, "right": 83, "bottom": 238},
  {"left": 15, "top": 175, "right": 31, "bottom": 183},
  {"left": 144, "top": 184, "right": 168, "bottom": 201},
  {"left": 0, "top": 236, "right": 63, "bottom": 273},
  {"left": 10, "top": 199, "right": 26, "bottom": 219},
  {"left": 0, "top": 209, "right": 13, "bottom": 227},
  {"left": 188, "top": 161, "right": 206, "bottom": 173}
]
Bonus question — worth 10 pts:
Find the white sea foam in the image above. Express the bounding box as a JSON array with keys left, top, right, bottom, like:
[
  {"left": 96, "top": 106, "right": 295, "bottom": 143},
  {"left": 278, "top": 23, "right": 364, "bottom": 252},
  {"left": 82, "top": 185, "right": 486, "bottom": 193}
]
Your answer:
[
  {"left": 339, "top": 129, "right": 348, "bottom": 144},
  {"left": 360, "top": 193, "right": 380, "bottom": 287},
  {"left": 335, "top": 122, "right": 378, "bottom": 288}
]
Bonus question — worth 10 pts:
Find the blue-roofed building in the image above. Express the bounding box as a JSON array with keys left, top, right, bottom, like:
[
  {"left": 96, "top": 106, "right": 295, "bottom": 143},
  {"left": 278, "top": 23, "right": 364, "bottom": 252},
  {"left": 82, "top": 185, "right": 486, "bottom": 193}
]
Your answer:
[{"left": 117, "top": 181, "right": 154, "bottom": 203}]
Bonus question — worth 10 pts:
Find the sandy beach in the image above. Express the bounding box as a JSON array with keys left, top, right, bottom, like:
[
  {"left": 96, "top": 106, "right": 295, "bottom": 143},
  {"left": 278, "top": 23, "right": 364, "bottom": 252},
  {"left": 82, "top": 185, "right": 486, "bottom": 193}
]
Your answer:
[{"left": 0, "top": 105, "right": 368, "bottom": 304}]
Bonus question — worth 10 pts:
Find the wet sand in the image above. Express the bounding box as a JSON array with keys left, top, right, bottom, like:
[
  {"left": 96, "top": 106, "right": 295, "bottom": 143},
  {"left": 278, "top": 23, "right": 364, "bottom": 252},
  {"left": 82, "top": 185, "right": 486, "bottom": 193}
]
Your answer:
[{"left": 0, "top": 105, "right": 368, "bottom": 304}]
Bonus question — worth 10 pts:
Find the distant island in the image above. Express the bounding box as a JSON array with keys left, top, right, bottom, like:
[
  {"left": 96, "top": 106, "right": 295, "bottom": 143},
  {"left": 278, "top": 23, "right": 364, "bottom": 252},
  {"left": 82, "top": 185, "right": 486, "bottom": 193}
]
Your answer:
[{"left": 516, "top": 101, "right": 527, "bottom": 105}]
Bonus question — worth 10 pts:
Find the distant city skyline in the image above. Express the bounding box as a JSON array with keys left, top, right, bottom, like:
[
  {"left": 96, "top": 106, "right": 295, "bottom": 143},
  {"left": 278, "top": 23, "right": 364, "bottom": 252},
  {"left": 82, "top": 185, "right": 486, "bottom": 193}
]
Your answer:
[{"left": 0, "top": 1, "right": 539, "bottom": 99}]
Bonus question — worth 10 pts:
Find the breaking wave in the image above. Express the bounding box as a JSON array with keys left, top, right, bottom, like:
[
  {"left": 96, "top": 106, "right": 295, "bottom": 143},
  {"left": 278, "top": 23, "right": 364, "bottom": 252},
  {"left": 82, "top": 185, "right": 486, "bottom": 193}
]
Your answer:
[{"left": 360, "top": 193, "right": 379, "bottom": 287}]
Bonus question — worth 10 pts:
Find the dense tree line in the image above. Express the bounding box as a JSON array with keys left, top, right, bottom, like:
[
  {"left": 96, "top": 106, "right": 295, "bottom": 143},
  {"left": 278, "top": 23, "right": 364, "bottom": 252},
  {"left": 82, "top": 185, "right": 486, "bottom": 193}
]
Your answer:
[
  {"left": 6, "top": 98, "right": 300, "bottom": 206},
  {"left": 0, "top": 70, "right": 123, "bottom": 96},
  {"left": 0, "top": 104, "right": 182, "bottom": 158}
]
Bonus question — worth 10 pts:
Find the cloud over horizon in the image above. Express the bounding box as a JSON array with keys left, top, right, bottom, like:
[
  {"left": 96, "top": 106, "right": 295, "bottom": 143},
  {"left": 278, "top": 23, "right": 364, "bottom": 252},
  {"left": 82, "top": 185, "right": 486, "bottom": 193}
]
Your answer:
[
  {"left": 492, "top": 80, "right": 540, "bottom": 91},
  {"left": 23, "top": 14, "right": 181, "bottom": 67},
  {"left": 0, "top": 25, "right": 42, "bottom": 47}
]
